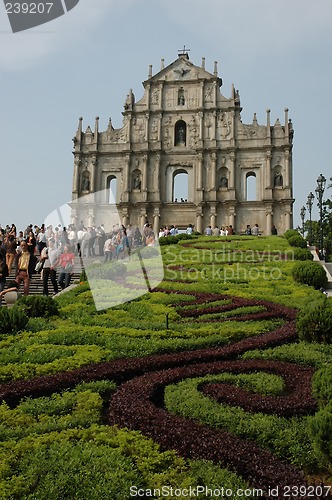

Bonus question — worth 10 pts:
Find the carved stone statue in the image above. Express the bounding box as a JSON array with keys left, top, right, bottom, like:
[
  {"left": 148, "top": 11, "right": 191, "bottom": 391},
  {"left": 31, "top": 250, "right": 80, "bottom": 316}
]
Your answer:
[
  {"left": 133, "top": 175, "right": 141, "bottom": 190},
  {"left": 274, "top": 172, "right": 283, "bottom": 187},
  {"left": 219, "top": 176, "right": 228, "bottom": 188},
  {"left": 176, "top": 126, "right": 185, "bottom": 145},
  {"left": 82, "top": 174, "right": 90, "bottom": 191}
]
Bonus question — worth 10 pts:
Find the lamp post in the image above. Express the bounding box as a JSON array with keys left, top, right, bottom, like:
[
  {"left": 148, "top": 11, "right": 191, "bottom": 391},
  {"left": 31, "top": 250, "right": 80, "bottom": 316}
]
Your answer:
[
  {"left": 306, "top": 192, "right": 314, "bottom": 245},
  {"left": 315, "top": 173, "right": 326, "bottom": 259},
  {"left": 300, "top": 206, "right": 306, "bottom": 238}
]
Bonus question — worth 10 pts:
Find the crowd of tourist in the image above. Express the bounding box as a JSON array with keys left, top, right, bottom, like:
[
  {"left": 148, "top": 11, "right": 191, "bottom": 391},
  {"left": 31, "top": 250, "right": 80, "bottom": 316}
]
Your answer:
[
  {"left": 0, "top": 221, "right": 157, "bottom": 301},
  {"left": 0, "top": 219, "right": 279, "bottom": 303}
]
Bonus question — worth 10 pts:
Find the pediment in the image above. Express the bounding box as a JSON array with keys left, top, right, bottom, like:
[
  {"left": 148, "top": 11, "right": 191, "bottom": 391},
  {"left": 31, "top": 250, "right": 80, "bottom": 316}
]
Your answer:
[{"left": 146, "top": 56, "right": 218, "bottom": 84}]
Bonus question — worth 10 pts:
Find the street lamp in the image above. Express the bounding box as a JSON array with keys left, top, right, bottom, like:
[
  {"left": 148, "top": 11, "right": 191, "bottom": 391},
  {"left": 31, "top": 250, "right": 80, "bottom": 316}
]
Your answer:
[
  {"left": 306, "top": 192, "right": 314, "bottom": 245},
  {"left": 315, "top": 173, "right": 326, "bottom": 259},
  {"left": 300, "top": 206, "right": 306, "bottom": 238}
]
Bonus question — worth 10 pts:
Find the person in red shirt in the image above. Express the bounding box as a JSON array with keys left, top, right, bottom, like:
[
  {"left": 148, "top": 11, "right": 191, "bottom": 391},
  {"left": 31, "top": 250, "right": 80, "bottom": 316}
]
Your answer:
[{"left": 57, "top": 245, "right": 75, "bottom": 290}]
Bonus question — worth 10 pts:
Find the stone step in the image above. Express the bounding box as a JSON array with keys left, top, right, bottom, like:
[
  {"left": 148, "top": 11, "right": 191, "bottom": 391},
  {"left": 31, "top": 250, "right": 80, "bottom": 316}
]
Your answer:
[{"left": 1, "top": 257, "right": 83, "bottom": 304}]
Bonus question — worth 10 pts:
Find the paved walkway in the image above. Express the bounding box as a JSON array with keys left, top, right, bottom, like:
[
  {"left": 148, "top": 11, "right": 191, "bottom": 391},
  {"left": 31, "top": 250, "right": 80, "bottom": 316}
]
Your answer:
[{"left": 309, "top": 246, "right": 332, "bottom": 296}]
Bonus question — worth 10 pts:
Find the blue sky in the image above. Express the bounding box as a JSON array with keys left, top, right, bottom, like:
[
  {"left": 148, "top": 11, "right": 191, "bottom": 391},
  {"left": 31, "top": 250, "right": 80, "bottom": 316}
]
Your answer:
[{"left": 1, "top": 0, "right": 331, "bottom": 232}]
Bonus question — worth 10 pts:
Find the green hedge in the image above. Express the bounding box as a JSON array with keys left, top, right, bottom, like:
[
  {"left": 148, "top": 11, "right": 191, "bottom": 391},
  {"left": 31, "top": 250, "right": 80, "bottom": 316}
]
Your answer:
[
  {"left": 287, "top": 235, "right": 307, "bottom": 248},
  {"left": 297, "top": 298, "right": 332, "bottom": 344},
  {"left": 284, "top": 229, "right": 300, "bottom": 239},
  {"left": 292, "top": 261, "right": 328, "bottom": 289},
  {"left": 15, "top": 295, "right": 59, "bottom": 318},
  {"left": 0, "top": 307, "right": 29, "bottom": 335}
]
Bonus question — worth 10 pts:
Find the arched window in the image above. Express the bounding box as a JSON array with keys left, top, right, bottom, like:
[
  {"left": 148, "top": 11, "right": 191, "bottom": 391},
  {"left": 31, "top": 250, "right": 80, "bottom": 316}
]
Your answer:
[
  {"left": 173, "top": 169, "right": 189, "bottom": 202},
  {"left": 246, "top": 172, "right": 257, "bottom": 201},
  {"left": 107, "top": 176, "right": 117, "bottom": 204},
  {"left": 174, "top": 120, "right": 186, "bottom": 146}
]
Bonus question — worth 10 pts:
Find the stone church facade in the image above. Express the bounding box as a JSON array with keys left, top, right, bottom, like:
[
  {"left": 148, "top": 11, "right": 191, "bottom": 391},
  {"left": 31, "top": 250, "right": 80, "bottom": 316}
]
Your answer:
[{"left": 71, "top": 51, "right": 294, "bottom": 235}]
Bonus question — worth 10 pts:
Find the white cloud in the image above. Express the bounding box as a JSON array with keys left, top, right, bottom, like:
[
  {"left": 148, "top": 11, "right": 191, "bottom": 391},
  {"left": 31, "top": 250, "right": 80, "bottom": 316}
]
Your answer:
[{"left": 0, "top": 0, "right": 120, "bottom": 72}]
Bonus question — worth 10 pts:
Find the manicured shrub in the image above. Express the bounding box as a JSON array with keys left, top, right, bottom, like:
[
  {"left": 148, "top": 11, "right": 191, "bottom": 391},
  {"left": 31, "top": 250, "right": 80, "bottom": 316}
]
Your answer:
[
  {"left": 86, "top": 261, "right": 126, "bottom": 280},
  {"left": 0, "top": 307, "right": 29, "bottom": 335},
  {"left": 312, "top": 365, "right": 332, "bottom": 406},
  {"left": 292, "top": 261, "right": 328, "bottom": 289},
  {"left": 297, "top": 298, "right": 332, "bottom": 344},
  {"left": 158, "top": 234, "right": 195, "bottom": 246},
  {"left": 15, "top": 295, "right": 59, "bottom": 318},
  {"left": 176, "top": 233, "right": 196, "bottom": 241},
  {"left": 284, "top": 229, "right": 300, "bottom": 239},
  {"left": 309, "top": 401, "right": 332, "bottom": 472},
  {"left": 158, "top": 235, "right": 179, "bottom": 245},
  {"left": 136, "top": 246, "right": 159, "bottom": 258},
  {"left": 286, "top": 248, "right": 313, "bottom": 261},
  {"left": 287, "top": 235, "right": 307, "bottom": 248}
]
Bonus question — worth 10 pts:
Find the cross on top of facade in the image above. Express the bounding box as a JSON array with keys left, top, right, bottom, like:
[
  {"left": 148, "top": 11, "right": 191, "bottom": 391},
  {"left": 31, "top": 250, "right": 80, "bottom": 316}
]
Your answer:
[{"left": 178, "top": 45, "right": 190, "bottom": 57}]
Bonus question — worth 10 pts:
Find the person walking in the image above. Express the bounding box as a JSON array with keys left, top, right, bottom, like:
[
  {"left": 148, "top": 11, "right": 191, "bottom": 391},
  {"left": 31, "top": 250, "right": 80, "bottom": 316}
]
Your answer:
[
  {"left": 40, "top": 238, "right": 60, "bottom": 296},
  {"left": 58, "top": 245, "right": 75, "bottom": 290},
  {"left": 14, "top": 241, "right": 37, "bottom": 295}
]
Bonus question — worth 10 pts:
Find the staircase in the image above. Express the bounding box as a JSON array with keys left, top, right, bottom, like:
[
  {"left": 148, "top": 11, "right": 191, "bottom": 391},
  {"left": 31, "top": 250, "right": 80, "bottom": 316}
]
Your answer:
[
  {"left": 1, "top": 256, "right": 84, "bottom": 304},
  {"left": 309, "top": 246, "right": 332, "bottom": 294}
]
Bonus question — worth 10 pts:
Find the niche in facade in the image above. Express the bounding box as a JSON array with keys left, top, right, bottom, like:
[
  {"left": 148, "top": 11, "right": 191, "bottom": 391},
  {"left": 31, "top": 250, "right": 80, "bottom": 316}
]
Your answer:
[
  {"left": 174, "top": 120, "right": 186, "bottom": 146},
  {"left": 178, "top": 87, "right": 185, "bottom": 105},
  {"left": 132, "top": 169, "right": 142, "bottom": 191}
]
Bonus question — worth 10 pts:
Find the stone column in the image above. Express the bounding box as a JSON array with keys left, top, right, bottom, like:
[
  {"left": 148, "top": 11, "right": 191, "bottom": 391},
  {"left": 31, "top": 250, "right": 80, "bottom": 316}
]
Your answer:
[
  {"left": 122, "top": 212, "right": 129, "bottom": 227},
  {"left": 200, "top": 82, "right": 204, "bottom": 108},
  {"left": 211, "top": 111, "right": 217, "bottom": 140},
  {"left": 211, "top": 153, "right": 217, "bottom": 190},
  {"left": 72, "top": 156, "right": 81, "bottom": 197},
  {"left": 140, "top": 211, "right": 147, "bottom": 230},
  {"left": 265, "top": 151, "right": 272, "bottom": 188},
  {"left": 198, "top": 111, "right": 203, "bottom": 140},
  {"left": 122, "top": 155, "right": 130, "bottom": 203},
  {"left": 285, "top": 149, "right": 290, "bottom": 187},
  {"left": 196, "top": 211, "right": 203, "bottom": 233},
  {"left": 197, "top": 153, "right": 203, "bottom": 202},
  {"left": 153, "top": 210, "right": 160, "bottom": 235},
  {"left": 229, "top": 152, "right": 235, "bottom": 189},
  {"left": 142, "top": 154, "right": 148, "bottom": 201},
  {"left": 266, "top": 210, "right": 272, "bottom": 235},
  {"left": 155, "top": 153, "right": 161, "bottom": 198},
  {"left": 285, "top": 210, "right": 291, "bottom": 231},
  {"left": 90, "top": 155, "right": 98, "bottom": 194},
  {"left": 157, "top": 113, "right": 162, "bottom": 142},
  {"left": 88, "top": 209, "right": 94, "bottom": 228},
  {"left": 228, "top": 205, "right": 236, "bottom": 230}
]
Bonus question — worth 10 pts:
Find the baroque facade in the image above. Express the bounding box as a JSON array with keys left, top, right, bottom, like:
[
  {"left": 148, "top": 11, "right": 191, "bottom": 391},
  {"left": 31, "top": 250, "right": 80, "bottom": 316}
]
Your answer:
[{"left": 71, "top": 51, "right": 294, "bottom": 234}]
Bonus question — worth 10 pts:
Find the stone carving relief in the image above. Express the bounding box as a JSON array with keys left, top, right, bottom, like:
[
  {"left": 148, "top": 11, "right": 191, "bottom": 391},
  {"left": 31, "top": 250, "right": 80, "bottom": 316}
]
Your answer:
[
  {"left": 204, "top": 114, "right": 212, "bottom": 140},
  {"left": 151, "top": 89, "right": 159, "bottom": 106},
  {"left": 150, "top": 120, "right": 158, "bottom": 141},
  {"left": 188, "top": 90, "right": 198, "bottom": 108},
  {"left": 166, "top": 90, "right": 173, "bottom": 108},
  {"left": 204, "top": 85, "right": 213, "bottom": 102},
  {"left": 188, "top": 115, "right": 198, "bottom": 148},
  {"left": 163, "top": 116, "right": 172, "bottom": 148},
  {"left": 217, "top": 111, "right": 232, "bottom": 139},
  {"left": 133, "top": 117, "right": 146, "bottom": 142}
]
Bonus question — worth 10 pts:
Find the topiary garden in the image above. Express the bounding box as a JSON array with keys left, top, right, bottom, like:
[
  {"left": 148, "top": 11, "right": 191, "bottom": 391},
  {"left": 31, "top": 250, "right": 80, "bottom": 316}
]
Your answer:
[{"left": 0, "top": 235, "right": 331, "bottom": 499}]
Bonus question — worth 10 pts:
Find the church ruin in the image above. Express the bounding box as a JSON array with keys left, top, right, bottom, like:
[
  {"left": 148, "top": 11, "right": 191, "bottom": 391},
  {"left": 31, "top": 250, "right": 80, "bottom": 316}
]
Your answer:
[{"left": 71, "top": 49, "right": 294, "bottom": 234}]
